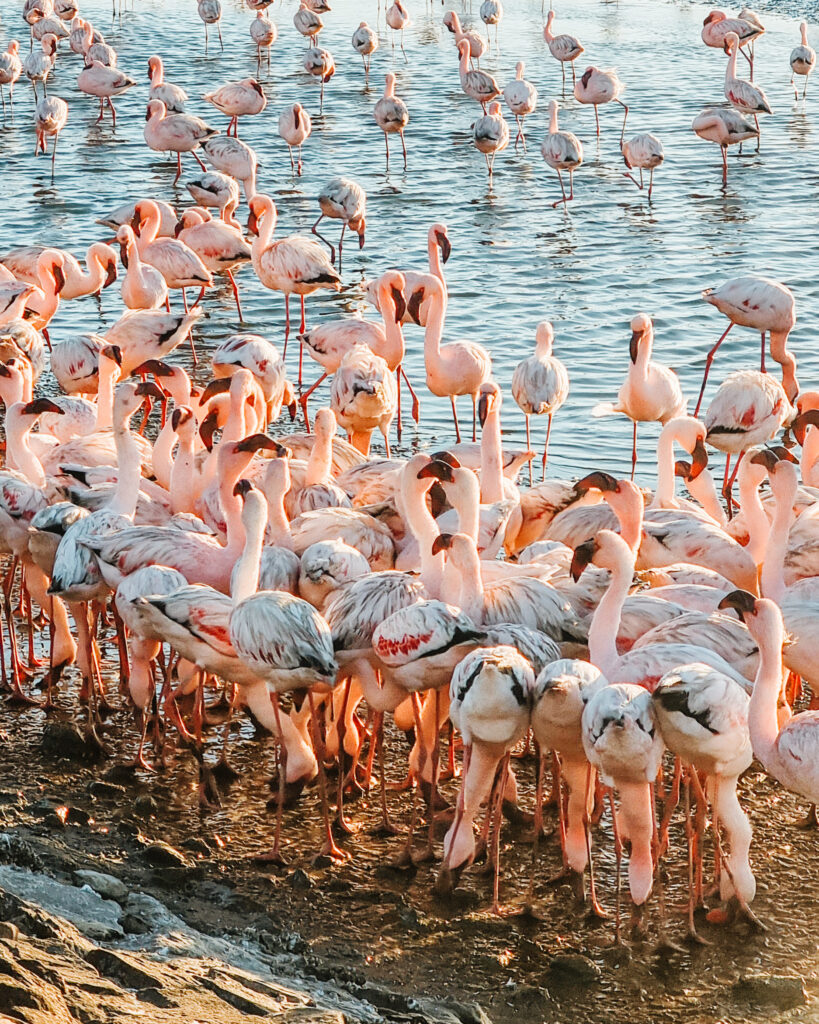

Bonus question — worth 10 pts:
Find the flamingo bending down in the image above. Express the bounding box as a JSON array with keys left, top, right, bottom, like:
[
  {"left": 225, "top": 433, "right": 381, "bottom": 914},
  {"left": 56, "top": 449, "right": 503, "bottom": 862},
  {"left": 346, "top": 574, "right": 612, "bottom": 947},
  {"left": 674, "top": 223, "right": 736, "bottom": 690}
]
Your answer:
[
  {"left": 574, "top": 66, "right": 628, "bottom": 140},
  {"left": 422, "top": 273, "right": 492, "bottom": 443},
  {"left": 696, "top": 275, "right": 797, "bottom": 415},
  {"left": 691, "top": 107, "right": 758, "bottom": 185},
  {"left": 511, "top": 320, "right": 569, "bottom": 481},
  {"left": 621, "top": 133, "right": 664, "bottom": 199},
  {"left": 373, "top": 74, "right": 409, "bottom": 173},
  {"left": 144, "top": 100, "right": 219, "bottom": 184},
  {"left": 592, "top": 313, "right": 685, "bottom": 478},
  {"left": 303, "top": 47, "right": 335, "bottom": 115},
  {"left": 247, "top": 193, "right": 341, "bottom": 350},
  {"left": 201, "top": 135, "right": 258, "bottom": 203},
  {"left": 313, "top": 178, "right": 366, "bottom": 270},
  {"left": 541, "top": 99, "right": 583, "bottom": 208},
  {"left": 351, "top": 22, "right": 378, "bottom": 82}
]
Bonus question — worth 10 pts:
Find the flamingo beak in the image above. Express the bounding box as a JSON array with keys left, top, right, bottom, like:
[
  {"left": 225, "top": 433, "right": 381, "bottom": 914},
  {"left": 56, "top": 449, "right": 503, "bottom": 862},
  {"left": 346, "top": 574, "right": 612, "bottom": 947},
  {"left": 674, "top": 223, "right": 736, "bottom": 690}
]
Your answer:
[
  {"left": 53, "top": 264, "right": 66, "bottom": 294},
  {"left": 390, "top": 284, "right": 406, "bottom": 323},
  {"left": 570, "top": 540, "right": 595, "bottom": 582},
  {"left": 573, "top": 470, "right": 619, "bottom": 496},
  {"left": 690, "top": 438, "right": 709, "bottom": 479},
  {"left": 247, "top": 209, "right": 259, "bottom": 235},
  {"left": 104, "top": 260, "right": 118, "bottom": 288},
  {"left": 431, "top": 533, "right": 454, "bottom": 556},
  {"left": 478, "top": 392, "right": 490, "bottom": 427},
  {"left": 436, "top": 230, "right": 452, "bottom": 263},
  {"left": 629, "top": 330, "right": 641, "bottom": 364},
  {"left": 717, "top": 588, "right": 757, "bottom": 620},
  {"left": 102, "top": 344, "right": 122, "bottom": 366},
  {"left": 418, "top": 459, "right": 455, "bottom": 483},
  {"left": 22, "top": 398, "right": 64, "bottom": 416}
]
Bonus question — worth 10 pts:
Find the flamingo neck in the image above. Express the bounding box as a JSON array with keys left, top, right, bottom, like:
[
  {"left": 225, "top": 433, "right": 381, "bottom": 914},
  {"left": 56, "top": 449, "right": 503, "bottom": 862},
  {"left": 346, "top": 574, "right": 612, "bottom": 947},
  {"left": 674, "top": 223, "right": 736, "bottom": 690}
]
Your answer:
[
  {"left": 650, "top": 428, "right": 678, "bottom": 509},
  {"left": 306, "top": 422, "right": 333, "bottom": 486},
  {"left": 761, "top": 481, "right": 796, "bottom": 604},
  {"left": 137, "top": 203, "right": 161, "bottom": 249},
  {"left": 610, "top": 483, "right": 643, "bottom": 551},
  {"left": 151, "top": 418, "right": 177, "bottom": 490},
  {"left": 402, "top": 478, "right": 444, "bottom": 599},
  {"left": 422, "top": 279, "right": 446, "bottom": 366},
  {"left": 589, "top": 547, "right": 633, "bottom": 677},
  {"left": 802, "top": 425, "right": 819, "bottom": 486},
  {"left": 428, "top": 236, "right": 445, "bottom": 282},
  {"left": 454, "top": 540, "right": 485, "bottom": 624},
  {"left": 378, "top": 287, "right": 405, "bottom": 368},
  {"left": 6, "top": 409, "right": 46, "bottom": 489},
  {"left": 37, "top": 258, "right": 60, "bottom": 318},
  {"left": 480, "top": 406, "right": 504, "bottom": 504},
  {"left": 82, "top": 246, "right": 107, "bottom": 293},
  {"left": 748, "top": 611, "right": 785, "bottom": 773},
  {"left": 170, "top": 429, "right": 196, "bottom": 515},
  {"left": 95, "top": 358, "right": 119, "bottom": 431},
  {"left": 219, "top": 458, "right": 248, "bottom": 555},
  {"left": 549, "top": 104, "right": 559, "bottom": 133},
  {"left": 687, "top": 469, "right": 728, "bottom": 527},
  {"left": 545, "top": 15, "right": 554, "bottom": 42},
  {"left": 738, "top": 470, "right": 769, "bottom": 567},
  {"left": 109, "top": 411, "right": 142, "bottom": 519},
  {"left": 264, "top": 464, "right": 293, "bottom": 549},
  {"left": 727, "top": 43, "right": 738, "bottom": 81},
  {"left": 451, "top": 469, "right": 480, "bottom": 541},
  {"left": 252, "top": 201, "right": 276, "bottom": 264},
  {"left": 151, "top": 62, "right": 163, "bottom": 86},
  {"left": 231, "top": 496, "right": 266, "bottom": 602}
]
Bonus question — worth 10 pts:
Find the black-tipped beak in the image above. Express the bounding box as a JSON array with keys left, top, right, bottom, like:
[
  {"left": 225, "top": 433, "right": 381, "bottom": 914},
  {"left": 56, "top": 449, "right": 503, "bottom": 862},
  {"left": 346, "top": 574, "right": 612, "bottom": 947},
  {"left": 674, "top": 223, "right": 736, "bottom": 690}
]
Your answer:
[
  {"left": 174, "top": 220, "right": 184, "bottom": 238},
  {"left": 429, "top": 450, "right": 461, "bottom": 469},
  {"left": 770, "top": 445, "right": 799, "bottom": 464},
  {"left": 431, "top": 533, "right": 453, "bottom": 556},
  {"left": 478, "top": 391, "right": 490, "bottom": 427},
  {"left": 200, "top": 410, "right": 219, "bottom": 451},
  {"left": 690, "top": 438, "right": 708, "bottom": 479},
  {"left": 104, "top": 260, "right": 118, "bottom": 288},
  {"left": 793, "top": 409, "right": 819, "bottom": 447},
  {"left": 418, "top": 459, "right": 455, "bottom": 483},
  {"left": 436, "top": 230, "right": 452, "bottom": 264},
  {"left": 390, "top": 284, "right": 405, "bottom": 323},
  {"left": 574, "top": 470, "right": 619, "bottom": 495},
  {"left": 247, "top": 209, "right": 259, "bottom": 236},
  {"left": 171, "top": 406, "right": 192, "bottom": 430},
  {"left": 717, "top": 589, "right": 757, "bottom": 620},
  {"left": 102, "top": 344, "right": 123, "bottom": 366},
  {"left": 135, "top": 381, "right": 167, "bottom": 402},
  {"left": 132, "top": 358, "right": 173, "bottom": 377},
  {"left": 0, "top": 364, "right": 11, "bottom": 378},
  {"left": 674, "top": 459, "right": 692, "bottom": 480},
  {"left": 201, "top": 377, "right": 232, "bottom": 403},
  {"left": 53, "top": 264, "right": 66, "bottom": 295},
  {"left": 234, "top": 432, "right": 281, "bottom": 454},
  {"left": 570, "top": 540, "right": 594, "bottom": 582},
  {"left": 119, "top": 242, "right": 129, "bottom": 270},
  {"left": 233, "top": 478, "right": 254, "bottom": 498},
  {"left": 629, "top": 330, "right": 641, "bottom": 364},
  {"left": 22, "top": 398, "right": 64, "bottom": 416},
  {"left": 749, "top": 448, "right": 779, "bottom": 472}
]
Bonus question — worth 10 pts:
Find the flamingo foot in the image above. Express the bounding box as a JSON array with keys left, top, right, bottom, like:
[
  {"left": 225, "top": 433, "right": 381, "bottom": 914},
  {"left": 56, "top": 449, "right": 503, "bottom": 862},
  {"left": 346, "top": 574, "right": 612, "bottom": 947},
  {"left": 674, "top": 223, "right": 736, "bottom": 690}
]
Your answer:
[
  {"left": 796, "top": 803, "right": 818, "bottom": 828},
  {"left": 433, "top": 860, "right": 466, "bottom": 897}
]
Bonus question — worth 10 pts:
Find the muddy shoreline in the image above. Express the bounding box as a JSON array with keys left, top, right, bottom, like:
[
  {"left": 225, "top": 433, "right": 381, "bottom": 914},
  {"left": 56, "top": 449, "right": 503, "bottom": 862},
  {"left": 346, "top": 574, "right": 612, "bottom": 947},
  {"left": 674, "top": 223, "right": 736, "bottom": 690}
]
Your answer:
[{"left": 0, "top": 658, "right": 815, "bottom": 1024}]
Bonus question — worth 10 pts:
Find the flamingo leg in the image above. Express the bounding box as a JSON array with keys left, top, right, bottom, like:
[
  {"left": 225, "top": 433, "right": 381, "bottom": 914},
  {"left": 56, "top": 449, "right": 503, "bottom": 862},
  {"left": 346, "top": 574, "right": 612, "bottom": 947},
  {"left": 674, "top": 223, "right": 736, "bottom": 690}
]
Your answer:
[
  {"left": 630, "top": 419, "right": 638, "bottom": 480},
  {"left": 226, "top": 269, "right": 243, "bottom": 321},
  {"left": 552, "top": 169, "right": 568, "bottom": 208},
  {"left": 400, "top": 366, "right": 421, "bottom": 422},
  {"left": 760, "top": 330, "right": 766, "bottom": 373},
  {"left": 400, "top": 130, "right": 407, "bottom": 171},
  {"left": 694, "top": 321, "right": 734, "bottom": 417},
  {"left": 543, "top": 413, "right": 553, "bottom": 479},
  {"left": 298, "top": 372, "right": 328, "bottom": 430},
  {"left": 311, "top": 214, "right": 335, "bottom": 263},
  {"left": 450, "top": 395, "right": 462, "bottom": 443}
]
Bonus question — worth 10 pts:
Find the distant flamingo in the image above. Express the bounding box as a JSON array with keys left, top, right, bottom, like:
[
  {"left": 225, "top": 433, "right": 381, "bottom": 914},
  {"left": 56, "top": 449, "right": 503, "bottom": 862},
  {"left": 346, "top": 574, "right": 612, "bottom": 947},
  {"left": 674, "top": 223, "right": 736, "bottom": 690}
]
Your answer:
[
  {"left": 373, "top": 73, "right": 409, "bottom": 172},
  {"left": 313, "top": 178, "right": 366, "bottom": 270},
  {"left": 386, "top": 0, "right": 411, "bottom": 59},
  {"left": 33, "top": 95, "right": 67, "bottom": 177},
  {"left": 544, "top": 10, "right": 584, "bottom": 90},
  {"left": 511, "top": 321, "right": 569, "bottom": 481},
  {"left": 458, "top": 39, "right": 500, "bottom": 109},
  {"left": 574, "top": 66, "right": 628, "bottom": 140},
  {"left": 621, "top": 133, "right": 664, "bottom": 199},
  {"left": 691, "top": 106, "right": 758, "bottom": 185},
  {"left": 204, "top": 78, "right": 266, "bottom": 138},
  {"left": 351, "top": 22, "right": 378, "bottom": 82},
  {"left": 443, "top": 11, "right": 486, "bottom": 67},
  {"left": 790, "top": 23, "right": 815, "bottom": 98},
  {"left": 303, "top": 47, "right": 335, "bottom": 114},
  {"left": 541, "top": 99, "right": 583, "bottom": 207},
  {"left": 278, "top": 103, "right": 312, "bottom": 176},
  {"left": 723, "top": 32, "right": 771, "bottom": 150},
  {"left": 144, "top": 99, "right": 218, "bottom": 183},
  {"left": 147, "top": 55, "right": 187, "bottom": 113},
  {"left": 502, "top": 62, "right": 537, "bottom": 150},
  {"left": 472, "top": 101, "right": 509, "bottom": 182}
]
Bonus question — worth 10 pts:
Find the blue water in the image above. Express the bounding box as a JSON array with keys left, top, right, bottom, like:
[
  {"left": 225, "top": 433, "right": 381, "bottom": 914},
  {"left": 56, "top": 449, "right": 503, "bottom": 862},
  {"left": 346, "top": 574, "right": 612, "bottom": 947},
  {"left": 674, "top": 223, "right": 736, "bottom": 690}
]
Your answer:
[{"left": 2, "top": 0, "right": 817, "bottom": 481}]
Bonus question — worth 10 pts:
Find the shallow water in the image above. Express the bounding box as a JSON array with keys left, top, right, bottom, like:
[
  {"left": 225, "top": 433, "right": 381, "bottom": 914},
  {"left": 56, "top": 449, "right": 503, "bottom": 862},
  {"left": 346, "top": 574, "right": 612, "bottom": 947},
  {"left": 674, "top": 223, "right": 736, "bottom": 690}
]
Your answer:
[{"left": 3, "top": 0, "right": 818, "bottom": 481}]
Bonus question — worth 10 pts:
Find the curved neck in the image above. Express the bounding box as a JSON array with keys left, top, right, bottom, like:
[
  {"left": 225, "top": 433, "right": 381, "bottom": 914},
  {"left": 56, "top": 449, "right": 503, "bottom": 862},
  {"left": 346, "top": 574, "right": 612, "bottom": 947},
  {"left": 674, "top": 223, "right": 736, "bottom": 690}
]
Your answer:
[
  {"left": 256, "top": 201, "right": 276, "bottom": 254},
  {"left": 6, "top": 409, "right": 46, "bottom": 489},
  {"left": 231, "top": 498, "right": 266, "bottom": 602},
  {"left": 379, "top": 287, "right": 405, "bottom": 368},
  {"left": 545, "top": 17, "right": 554, "bottom": 42},
  {"left": 263, "top": 461, "right": 293, "bottom": 548},
  {"left": 220, "top": 455, "right": 250, "bottom": 554},
  {"left": 428, "top": 235, "right": 444, "bottom": 282},
  {"left": 137, "top": 204, "right": 161, "bottom": 248},
  {"left": 81, "top": 246, "right": 107, "bottom": 293},
  {"left": 589, "top": 549, "right": 633, "bottom": 677},
  {"left": 170, "top": 428, "right": 196, "bottom": 514},
  {"left": 451, "top": 470, "right": 480, "bottom": 541},
  {"left": 748, "top": 613, "right": 785, "bottom": 770},
  {"left": 403, "top": 478, "right": 444, "bottom": 599},
  {"left": 727, "top": 43, "right": 738, "bottom": 81},
  {"left": 761, "top": 483, "right": 796, "bottom": 604},
  {"left": 151, "top": 62, "right": 164, "bottom": 86},
  {"left": 480, "top": 405, "right": 504, "bottom": 504},
  {"left": 686, "top": 469, "right": 728, "bottom": 527},
  {"left": 109, "top": 410, "right": 142, "bottom": 518}
]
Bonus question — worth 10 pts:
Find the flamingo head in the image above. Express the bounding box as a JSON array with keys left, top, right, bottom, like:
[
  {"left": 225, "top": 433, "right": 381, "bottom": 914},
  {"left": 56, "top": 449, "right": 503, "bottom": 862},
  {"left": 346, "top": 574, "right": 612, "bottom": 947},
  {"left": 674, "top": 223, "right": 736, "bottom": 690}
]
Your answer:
[
  {"left": 432, "top": 223, "right": 451, "bottom": 262},
  {"left": 478, "top": 380, "right": 501, "bottom": 427},
  {"left": 793, "top": 408, "right": 819, "bottom": 446},
  {"left": 723, "top": 30, "right": 740, "bottom": 53},
  {"left": 703, "top": 10, "right": 726, "bottom": 25},
  {"left": 171, "top": 405, "right": 194, "bottom": 432},
  {"left": 20, "top": 398, "right": 64, "bottom": 418},
  {"left": 147, "top": 55, "right": 159, "bottom": 79},
  {"left": 629, "top": 312, "right": 652, "bottom": 361},
  {"left": 418, "top": 458, "right": 456, "bottom": 483},
  {"left": 573, "top": 470, "right": 620, "bottom": 497}
]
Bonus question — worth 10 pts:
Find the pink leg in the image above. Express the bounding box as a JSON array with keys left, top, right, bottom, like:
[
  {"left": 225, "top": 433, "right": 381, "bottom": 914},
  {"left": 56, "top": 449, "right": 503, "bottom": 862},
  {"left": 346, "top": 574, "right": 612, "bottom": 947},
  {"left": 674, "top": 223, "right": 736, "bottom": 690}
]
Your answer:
[{"left": 694, "top": 322, "right": 734, "bottom": 417}]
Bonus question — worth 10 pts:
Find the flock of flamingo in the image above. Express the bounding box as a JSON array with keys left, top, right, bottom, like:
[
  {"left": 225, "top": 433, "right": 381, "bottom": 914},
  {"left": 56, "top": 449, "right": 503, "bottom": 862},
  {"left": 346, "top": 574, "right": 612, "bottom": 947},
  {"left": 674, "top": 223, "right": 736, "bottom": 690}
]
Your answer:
[{"left": 0, "top": 0, "right": 818, "bottom": 948}]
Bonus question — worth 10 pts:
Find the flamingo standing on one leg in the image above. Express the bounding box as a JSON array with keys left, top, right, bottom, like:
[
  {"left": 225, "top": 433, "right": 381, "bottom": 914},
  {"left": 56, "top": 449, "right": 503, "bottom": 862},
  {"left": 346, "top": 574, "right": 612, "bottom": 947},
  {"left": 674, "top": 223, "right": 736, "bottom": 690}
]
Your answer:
[{"left": 541, "top": 99, "right": 583, "bottom": 208}]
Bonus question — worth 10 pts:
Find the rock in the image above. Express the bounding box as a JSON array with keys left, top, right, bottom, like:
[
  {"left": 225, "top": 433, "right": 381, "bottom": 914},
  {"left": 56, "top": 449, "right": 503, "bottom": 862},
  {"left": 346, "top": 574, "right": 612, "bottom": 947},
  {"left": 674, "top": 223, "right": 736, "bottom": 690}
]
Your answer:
[
  {"left": 84, "top": 948, "right": 168, "bottom": 992},
  {"left": 0, "top": 923, "right": 18, "bottom": 941},
  {"left": 87, "top": 780, "right": 126, "bottom": 800},
  {"left": 547, "top": 952, "right": 602, "bottom": 985},
  {"left": 0, "top": 865, "right": 124, "bottom": 941},
  {"left": 288, "top": 868, "right": 312, "bottom": 890},
  {"left": 133, "top": 794, "right": 158, "bottom": 818},
  {"left": 732, "top": 975, "right": 808, "bottom": 1009},
  {"left": 41, "top": 721, "right": 104, "bottom": 762},
  {"left": 73, "top": 870, "right": 128, "bottom": 902},
  {"left": 182, "top": 838, "right": 212, "bottom": 857},
  {"left": 441, "top": 999, "right": 494, "bottom": 1024},
  {"left": 0, "top": 833, "right": 42, "bottom": 871},
  {"left": 140, "top": 840, "right": 190, "bottom": 868}
]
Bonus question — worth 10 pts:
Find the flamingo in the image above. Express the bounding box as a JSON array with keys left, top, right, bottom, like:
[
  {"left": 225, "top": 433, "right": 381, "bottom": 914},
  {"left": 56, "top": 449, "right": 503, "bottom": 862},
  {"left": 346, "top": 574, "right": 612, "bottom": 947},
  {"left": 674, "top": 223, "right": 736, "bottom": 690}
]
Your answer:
[
  {"left": 790, "top": 23, "right": 815, "bottom": 98},
  {"left": 723, "top": 32, "right": 771, "bottom": 151},
  {"left": 443, "top": 11, "right": 486, "bottom": 67},
  {"left": 187, "top": 172, "right": 239, "bottom": 218},
  {"left": 457, "top": 39, "right": 500, "bottom": 110},
  {"left": 621, "top": 133, "right": 664, "bottom": 199},
  {"left": 77, "top": 60, "right": 136, "bottom": 127},
  {"left": 702, "top": 10, "right": 762, "bottom": 77},
  {"left": 247, "top": 194, "right": 341, "bottom": 349},
  {"left": 373, "top": 74, "right": 409, "bottom": 172},
  {"left": 544, "top": 10, "right": 584, "bottom": 90},
  {"left": 303, "top": 47, "right": 335, "bottom": 114},
  {"left": 204, "top": 79, "right": 266, "bottom": 138},
  {"left": 365, "top": 223, "right": 450, "bottom": 328},
  {"left": 97, "top": 200, "right": 178, "bottom": 238},
  {"left": 201, "top": 135, "right": 258, "bottom": 202},
  {"left": 330, "top": 345, "right": 397, "bottom": 456},
  {"left": 421, "top": 273, "right": 491, "bottom": 442},
  {"left": 479, "top": 0, "right": 503, "bottom": 45},
  {"left": 511, "top": 320, "right": 569, "bottom": 481},
  {"left": 116, "top": 225, "right": 168, "bottom": 311},
  {"left": 144, "top": 100, "right": 218, "bottom": 184},
  {"left": 33, "top": 95, "right": 67, "bottom": 177},
  {"left": 541, "top": 99, "right": 583, "bottom": 208},
  {"left": 250, "top": 11, "right": 277, "bottom": 72},
  {"left": 691, "top": 106, "right": 758, "bottom": 185},
  {"left": 198, "top": 0, "right": 223, "bottom": 53},
  {"left": 312, "top": 178, "right": 366, "bottom": 270},
  {"left": 0, "top": 42, "right": 23, "bottom": 117},
  {"left": 704, "top": 370, "right": 792, "bottom": 513},
  {"left": 472, "top": 101, "right": 509, "bottom": 183},
  {"left": 502, "top": 62, "right": 537, "bottom": 150},
  {"left": 147, "top": 55, "right": 187, "bottom": 113},
  {"left": 351, "top": 22, "right": 378, "bottom": 83},
  {"left": 174, "top": 202, "right": 252, "bottom": 320},
  {"left": 697, "top": 276, "right": 797, "bottom": 415},
  {"left": 23, "top": 34, "right": 56, "bottom": 102},
  {"left": 293, "top": 2, "right": 322, "bottom": 43},
  {"left": 574, "top": 66, "right": 628, "bottom": 140},
  {"left": 278, "top": 103, "right": 312, "bottom": 176},
  {"left": 2, "top": 243, "right": 117, "bottom": 303},
  {"left": 386, "top": 0, "right": 411, "bottom": 59},
  {"left": 592, "top": 313, "right": 685, "bottom": 478}
]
